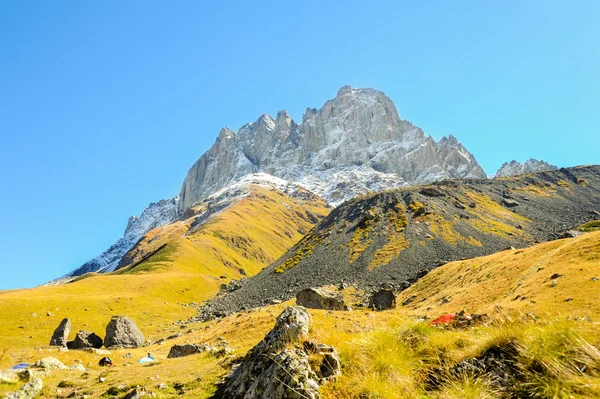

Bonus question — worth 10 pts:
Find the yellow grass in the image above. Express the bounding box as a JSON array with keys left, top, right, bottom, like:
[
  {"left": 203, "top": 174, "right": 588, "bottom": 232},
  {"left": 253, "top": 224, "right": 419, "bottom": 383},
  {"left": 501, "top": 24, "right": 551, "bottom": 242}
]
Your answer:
[
  {"left": 1, "top": 229, "right": 599, "bottom": 398},
  {"left": 0, "top": 186, "right": 330, "bottom": 351}
]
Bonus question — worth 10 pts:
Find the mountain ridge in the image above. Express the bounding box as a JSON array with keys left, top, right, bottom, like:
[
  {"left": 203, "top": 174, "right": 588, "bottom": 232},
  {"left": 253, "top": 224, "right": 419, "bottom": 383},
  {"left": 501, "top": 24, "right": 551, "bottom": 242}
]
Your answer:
[
  {"left": 495, "top": 158, "right": 558, "bottom": 177},
  {"left": 200, "top": 165, "right": 600, "bottom": 318}
]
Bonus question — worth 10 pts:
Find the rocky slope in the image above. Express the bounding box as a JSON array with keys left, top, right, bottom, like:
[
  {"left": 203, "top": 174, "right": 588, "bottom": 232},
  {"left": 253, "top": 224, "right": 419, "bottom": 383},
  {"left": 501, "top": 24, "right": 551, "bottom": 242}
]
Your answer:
[
  {"left": 201, "top": 165, "right": 600, "bottom": 316},
  {"left": 48, "top": 197, "right": 179, "bottom": 283},
  {"left": 495, "top": 158, "right": 558, "bottom": 177},
  {"left": 179, "top": 86, "right": 486, "bottom": 211}
]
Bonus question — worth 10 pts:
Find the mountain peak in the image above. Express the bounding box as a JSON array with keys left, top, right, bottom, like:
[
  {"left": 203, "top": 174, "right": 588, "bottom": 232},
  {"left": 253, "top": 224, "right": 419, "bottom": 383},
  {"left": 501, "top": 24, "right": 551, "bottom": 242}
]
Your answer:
[
  {"left": 178, "top": 87, "right": 486, "bottom": 212},
  {"left": 218, "top": 127, "right": 235, "bottom": 140},
  {"left": 495, "top": 158, "right": 558, "bottom": 177},
  {"left": 336, "top": 85, "right": 354, "bottom": 96},
  {"left": 275, "top": 110, "right": 292, "bottom": 130}
]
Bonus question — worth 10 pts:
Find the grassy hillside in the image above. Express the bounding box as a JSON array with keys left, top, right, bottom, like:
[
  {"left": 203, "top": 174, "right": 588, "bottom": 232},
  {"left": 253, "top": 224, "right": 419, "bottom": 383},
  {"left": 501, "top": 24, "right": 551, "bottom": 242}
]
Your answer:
[
  {"left": 397, "top": 230, "right": 600, "bottom": 319},
  {"left": 0, "top": 186, "right": 330, "bottom": 350},
  {"left": 1, "top": 232, "right": 598, "bottom": 398}
]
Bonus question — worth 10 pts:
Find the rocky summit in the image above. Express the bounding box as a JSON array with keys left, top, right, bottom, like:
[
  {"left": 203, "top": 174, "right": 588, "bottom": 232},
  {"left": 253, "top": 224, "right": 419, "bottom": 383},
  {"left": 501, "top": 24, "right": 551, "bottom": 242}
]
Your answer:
[
  {"left": 179, "top": 86, "right": 485, "bottom": 212},
  {"left": 495, "top": 158, "right": 558, "bottom": 177}
]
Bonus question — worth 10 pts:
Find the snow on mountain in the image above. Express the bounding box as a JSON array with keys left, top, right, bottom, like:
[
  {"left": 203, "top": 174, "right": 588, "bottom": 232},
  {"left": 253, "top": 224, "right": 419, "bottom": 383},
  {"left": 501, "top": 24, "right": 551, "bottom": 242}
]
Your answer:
[
  {"left": 178, "top": 86, "right": 486, "bottom": 212},
  {"left": 47, "top": 197, "right": 179, "bottom": 284},
  {"left": 495, "top": 159, "right": 559, "bottom": 178}
]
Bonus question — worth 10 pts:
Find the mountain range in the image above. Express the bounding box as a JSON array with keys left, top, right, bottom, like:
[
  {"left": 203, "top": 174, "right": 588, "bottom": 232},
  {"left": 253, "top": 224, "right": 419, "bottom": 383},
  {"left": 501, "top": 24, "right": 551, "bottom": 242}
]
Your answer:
[{"left": 56, "top": 87, "right": 558, "bottom": 282}]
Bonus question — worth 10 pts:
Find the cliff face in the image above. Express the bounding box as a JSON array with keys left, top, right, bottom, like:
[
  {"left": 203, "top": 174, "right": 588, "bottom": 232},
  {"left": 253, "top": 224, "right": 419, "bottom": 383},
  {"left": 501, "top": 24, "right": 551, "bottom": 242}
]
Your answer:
[{"left": 178, "top": 86, "right": 486, "bottom": 212}]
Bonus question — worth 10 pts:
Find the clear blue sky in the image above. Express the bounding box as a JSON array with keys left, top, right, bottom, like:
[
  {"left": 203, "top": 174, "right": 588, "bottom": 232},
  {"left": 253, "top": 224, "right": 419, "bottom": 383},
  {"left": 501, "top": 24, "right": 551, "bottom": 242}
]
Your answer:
[{"left": 1, "top": 1, "right": 598, "bottom": 289}]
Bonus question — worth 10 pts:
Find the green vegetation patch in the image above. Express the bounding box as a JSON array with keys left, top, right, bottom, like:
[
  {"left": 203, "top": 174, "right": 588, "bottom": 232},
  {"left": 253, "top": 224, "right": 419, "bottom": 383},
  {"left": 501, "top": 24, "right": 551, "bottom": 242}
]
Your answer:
[
  {"left": 579, "top": 220, "right": 600, "bottom": 232},
  {"left": 348, "top": 208, "right": 380, "bottom": 263}
]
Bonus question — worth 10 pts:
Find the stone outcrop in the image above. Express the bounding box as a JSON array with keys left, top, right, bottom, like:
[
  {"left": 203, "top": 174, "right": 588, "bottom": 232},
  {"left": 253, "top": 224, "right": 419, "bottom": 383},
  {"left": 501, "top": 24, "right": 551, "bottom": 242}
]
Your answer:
[
  {"left": 68, "top": 330, "right": 103, "bottom": 349},
  {"left": 6, "top": 370, "right": 43, "bottom": 399},
  {"left": 212, "top": 306, "right": 340, "bottom": 399},
  {"left": 104, "top": 316, "right": 144, "bottom": 348},
  {"left": 49, "top": 318, "right": 71, "bottom": 347},
  {"left": 296, "top": 288, "right": 345, "bottom": 310},
  {"left": 369, "top": 289, "right": 397, "bottom": 310}
]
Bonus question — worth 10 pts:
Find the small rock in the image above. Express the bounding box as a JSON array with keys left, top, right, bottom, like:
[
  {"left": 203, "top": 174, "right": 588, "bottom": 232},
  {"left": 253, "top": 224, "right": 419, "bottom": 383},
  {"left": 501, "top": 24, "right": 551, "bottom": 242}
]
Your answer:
[
  {"left": 69, "top": 364, "right": 86, "bottom": 372},
  {"left": 420, "top": 187, "right": 444, "bottom": 197},
  {"left": 0, "top": 370, "right": 20, "bottom": 384},
  {"left": 591, "top": 277, "right": 598, "bottom": 282},
  {"left": 501, "top": 198, "right": 520, "bottom": 207},
  {"left": 84, "top": 348, "right": 111, "bottom": 355},
  {"left": 123, "top": 387, "right": 146, "bottom": 399},
  {"left": 69, "top": 330, "right": 103, "bottom": 349},
  {"left": 369, "top": 289, "right": 396, "bottom": 311},
  {"left": 296, "top": 288, "right": 345, "bottom": 310},
  {"left": 167, "top": 344, "right": 210, "bottom": 358},
  {"left": 550, "top": 273, "right": 563, "bottom": 279},
  {"left": 402, "top": 295, "right": 416, "bottom": 306},
  {"left": 564, "top": 298, "right": 573, "bottom": 302}
]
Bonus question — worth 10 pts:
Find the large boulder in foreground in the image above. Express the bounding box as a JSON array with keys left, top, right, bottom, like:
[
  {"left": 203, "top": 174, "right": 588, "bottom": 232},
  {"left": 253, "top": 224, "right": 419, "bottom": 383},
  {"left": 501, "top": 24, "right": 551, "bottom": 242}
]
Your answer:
[
  {"left": 212, "top": 306, "right": 340, "bottom": 399},
  {"left": 49, "top": 318, "right": 71, "bottom": 347},
  {"left": 68, "top": 330, "right": 103, "bottom": 349},
  {"left": 369, "top": 289, "right": 397, "bottom": 310},
  {"left": 296, "top": 288, "right": 345, "bottom": 310},
  {"left": 104, "top": 316, "right": 144, "bottom": 348}
]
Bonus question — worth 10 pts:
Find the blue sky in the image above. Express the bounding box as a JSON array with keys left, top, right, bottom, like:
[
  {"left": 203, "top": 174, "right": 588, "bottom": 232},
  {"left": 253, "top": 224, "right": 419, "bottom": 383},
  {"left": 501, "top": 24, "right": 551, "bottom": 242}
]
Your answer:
[{"left": 1, "top": 1, "right": 598, "bottom": 289}]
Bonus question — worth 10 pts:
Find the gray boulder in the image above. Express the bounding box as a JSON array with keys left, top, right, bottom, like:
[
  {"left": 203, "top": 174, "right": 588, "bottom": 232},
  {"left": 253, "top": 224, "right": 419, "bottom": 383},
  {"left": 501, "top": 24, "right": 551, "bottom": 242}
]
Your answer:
[
  {"left": 104, "top": 316, "right": 144, "bottom": 348},
  {"left": 49, "top": 318, "right": 71, "bottom": 347},
  {"left": 123, "top": 388, "right": 146, "bottom": 399},
  {"left": 369, "top": 289, "right": 397, "bottom": 310},
  {"left": 213, "top": 306, "right": 340, "bottom": 399},
  {"left": 32, "top": 357, "right": 67, "bottom": 370},
  {"left": 296, "top": 288, "right": 345, "bottom": 311},
  {"left": 167, "top": 344, "right": 210, "bottom": 359},
  {"left": 68, "top": 330, "right": 103, "bottom": 349},
  {"left": 501, "top": 198, "right": 520, "bottom": 208}
]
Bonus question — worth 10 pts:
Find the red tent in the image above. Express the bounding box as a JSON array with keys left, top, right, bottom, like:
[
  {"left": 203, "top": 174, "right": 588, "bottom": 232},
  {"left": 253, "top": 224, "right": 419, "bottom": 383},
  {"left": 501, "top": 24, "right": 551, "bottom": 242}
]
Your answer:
[{"left": 429, "top": 314, "right": 456, "bottom": 326}]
